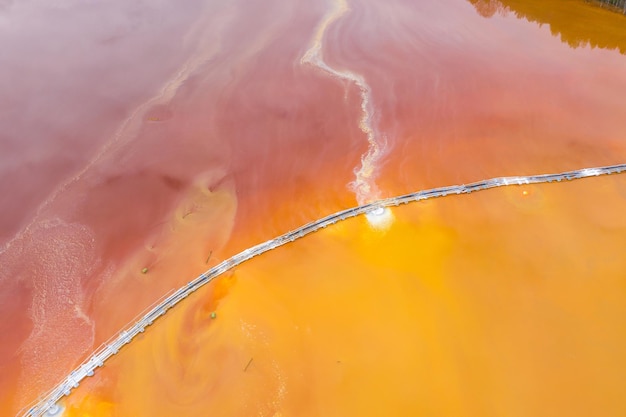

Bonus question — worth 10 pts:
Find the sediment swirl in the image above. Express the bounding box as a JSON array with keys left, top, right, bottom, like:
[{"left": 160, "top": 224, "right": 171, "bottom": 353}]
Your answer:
[{"left": 301, "top": 0, "right": 387, "bottom": 206}]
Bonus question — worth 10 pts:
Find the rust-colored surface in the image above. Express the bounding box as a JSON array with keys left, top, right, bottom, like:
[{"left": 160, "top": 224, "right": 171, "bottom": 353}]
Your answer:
[
  {"left": 1, "top": 0, "right": 626, "bottom": 415},
  {"left": 65, "top": 176, "right": 626, "bottom": 417}
]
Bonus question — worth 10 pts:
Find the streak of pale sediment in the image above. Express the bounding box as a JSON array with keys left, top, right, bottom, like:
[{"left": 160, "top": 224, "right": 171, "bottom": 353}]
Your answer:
[{"left": 301, "top": 0, "right": 387, "bottom": 206}]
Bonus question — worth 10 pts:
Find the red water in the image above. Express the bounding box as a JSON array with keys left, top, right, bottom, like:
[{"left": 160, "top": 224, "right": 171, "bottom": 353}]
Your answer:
[{"left": 1, "top": 0, "right": 626, "bottom": 415}]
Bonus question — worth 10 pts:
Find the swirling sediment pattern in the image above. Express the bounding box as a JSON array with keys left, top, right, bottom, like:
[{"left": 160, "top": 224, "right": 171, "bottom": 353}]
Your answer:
[
  {"left": 301, "top": 0, "right": 386, "bottom": 205},
  {"left": 19, "top": 162, "right": 626, "bottom": 417}
]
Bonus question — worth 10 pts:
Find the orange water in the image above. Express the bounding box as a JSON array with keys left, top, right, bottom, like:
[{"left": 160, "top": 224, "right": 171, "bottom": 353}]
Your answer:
[
  {"left": 2, "top": 0, "right": 626, "bottom": 415},
  {"left": 64, "top": 175, "right": 626, "bottom": 417}
]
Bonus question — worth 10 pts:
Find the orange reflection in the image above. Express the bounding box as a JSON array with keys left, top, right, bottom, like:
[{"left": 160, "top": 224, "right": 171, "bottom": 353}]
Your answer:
[{"left": 469, "top": 0, "right": 626, "bottom": 53}]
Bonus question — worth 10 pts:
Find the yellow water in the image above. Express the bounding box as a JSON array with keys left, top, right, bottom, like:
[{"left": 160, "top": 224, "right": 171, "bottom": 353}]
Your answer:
[{"left": 64, "top": 175, "right": 626, "bottom": 417}]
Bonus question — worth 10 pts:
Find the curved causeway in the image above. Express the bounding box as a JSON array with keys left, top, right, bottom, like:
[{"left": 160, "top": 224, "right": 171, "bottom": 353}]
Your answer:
[{"left": 21, "top": 163, "right": 626, "bottom": 417}]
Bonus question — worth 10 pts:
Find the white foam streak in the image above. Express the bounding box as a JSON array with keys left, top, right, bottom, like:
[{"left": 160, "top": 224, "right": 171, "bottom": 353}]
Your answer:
[
  {"left": 14, "top": 220, "right": 97, "bottom": 406},
  {"left": 301, "top": 0, "right": 387, "bottom": 206}
]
